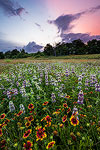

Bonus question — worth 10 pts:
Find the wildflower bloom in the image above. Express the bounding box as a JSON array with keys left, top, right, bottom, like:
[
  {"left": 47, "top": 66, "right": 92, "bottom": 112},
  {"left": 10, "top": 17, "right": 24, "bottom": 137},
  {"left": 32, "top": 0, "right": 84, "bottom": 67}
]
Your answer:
[
  {"left": 46, "top": 141, "right": 55, "bottom": 149},
  {"left": 45, "top": 122, "right": 51, "bottom": 127},
  {"left": 70, "top": 115, "right": 79, "bottom": 126},
  {"left": 63, "top": 103, "right": 68, "bottom": 108},
  {"left": 28, "top": 104, "right": 34, "bottom": 110},
  {"left": 36, "top": 126, "right": 47, "bottom": 141},
  {"left": 25, "top": 122, "right": 31, "bottom": 128},
  {"left": 67, "top": 107, "right": 71, "bottom": 113},
  {"left": 59, "top": 124, "right": 64, "bottom": 128},
  {"left": 45, "top": 115, "right": 51, "bottom": 123},
  {"left": 0, "top": 113, "right": 6, "bottom": 119},
  {"left": 17, "top": 111, "right": 23, "bottom": 117},
  {"left": 0, "top": 129, "right": 3, "bottom": 137},
  {"left": 28, "top": 115, "right": 34, "bottom": 122},
  {"left": 23, "top": 129, "right": 32, "bottom": 138},
  {"left": 62, "top": 115, "right": 67, "bottom": 123},
  {"left": 0, "top": 140, "right": 6, "bottom": 148},
  {"left": 65, "top": 95, "right": 70, "bottom": 99},
  {"left": 23, "top": 141, "right": 33, "bottom": 150},
  {"left": 42, "top": 101, "right": 48, "bottom": 106}
]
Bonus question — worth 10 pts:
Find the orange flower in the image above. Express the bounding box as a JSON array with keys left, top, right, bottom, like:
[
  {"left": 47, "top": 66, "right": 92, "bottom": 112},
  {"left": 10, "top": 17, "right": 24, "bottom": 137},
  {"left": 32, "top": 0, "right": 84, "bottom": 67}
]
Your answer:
[
  {"left": 17, "top": 111, "right": 23, "bottom": 117},
  {"left": 36, "top": 126, "right": 47, "bottom": 141},
  {"left": 65, "top": 95, "right": 70, "bottom": 99},
  {"left": 70, "top": 116, "right": 79, "bottom": 126},
  {"left": 45, "top": 122, "right": 51, "bottom": 127},
  {"left": 28, "top": 104, "right": 34, "bottom": 110},
  {"left": 45, "top": 115, "right": 51, "bottom": 123},
  {"left": 28, "top": 115, "right": 34, "bottom": 122},
  {"left": 46, "top": 141, "right": 55, "bottom": 149},
  {"left": 62, "top": 115, "right": 67, "bottom": 123},
  {"left": 67, "top": 107, "right": 71, "bottom": 113},
  {"left": 25, "top": 122, "right": 31, "bottom": 128},
  {"left": 23, "top": 140, "right": 33, "bottom": 150},
  {"left": 42, "top": 101, "right": 49, "bottom": 106},
  {"left": 0, "top": 129, "right": 3, "bottom": 137},
  {"left": 23, "top": 129, "right": 32, "bottom": 138},
  {"left": 63, "top": 103, "right": 68, "bottom": 108},
  {"left": 0, "top": 113, "right": 6, "bottom": 119}
]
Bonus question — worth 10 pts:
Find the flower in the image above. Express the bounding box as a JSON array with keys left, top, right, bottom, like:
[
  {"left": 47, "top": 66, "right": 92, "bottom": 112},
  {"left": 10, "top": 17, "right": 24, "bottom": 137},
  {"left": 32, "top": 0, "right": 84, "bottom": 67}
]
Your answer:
[
  {"left": 0, "top": 129, "right": 3, "bottom": 137},
  {"left": 46, "top": 141, "right": 55, "bottom": 149},
  {"left": 36, "top": 126, "right": 47, "bottom": 141},
  {"left": 28, "top": 115, "right": 34, "bottom": 122},
  {"left": 65, "top": 95, "right": 70, "bottom": 99},
  {"left": 17, "top": 111, "right": 23, "bottom": 117},
  {"left": 45, "top": 122, "right": 51, "bottom": 127},
  {"left": 67, "top": 107, "right": 71, "bottom": 113},
  {"left": 28, "top": 104, "right": 34, "bottom": 110},
  {"left": 63, "top": 103, "right": 68, "bottom": 108},
  {"left": 0, "top": 113, "right": 6, "bottom": 119},
  {"left": 0, "top": 140, "right": 6, "bottom": 148},
  {"left": 59, "top": 124, "right": 64, "bottom": 128},
  {"left": 70, "top": 116, "right": 79, "bottom": 126},
  {"left": 25, "top": 122, "right": 31, "bottom": 128},
  {"left": 62, "top": 115, "right": 67, "bottom": 123},
  {"left": 23, "top": 141, "right": 33, "bottom": 150},
  {"left": 45, "top": 115, "right": 51, "bottom": 123},
  {"left": 23, "top": 129, "right": 32, "bottom": 138},
  {"left": 42, "top": 101, "right": 48, "bottom": 106}
]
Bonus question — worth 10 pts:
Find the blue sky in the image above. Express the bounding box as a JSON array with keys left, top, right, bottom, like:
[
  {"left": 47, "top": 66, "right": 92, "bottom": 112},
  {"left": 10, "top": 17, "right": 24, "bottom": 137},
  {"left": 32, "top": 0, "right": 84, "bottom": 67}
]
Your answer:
[{"left": 0, "top": 0, "right": 100, "bottom": 52}]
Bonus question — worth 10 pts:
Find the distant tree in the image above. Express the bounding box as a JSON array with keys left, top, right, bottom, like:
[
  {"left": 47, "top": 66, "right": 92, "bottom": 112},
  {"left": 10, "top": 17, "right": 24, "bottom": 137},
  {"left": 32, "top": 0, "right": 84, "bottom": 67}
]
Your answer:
[
  {"left": 44, "top": 44, "right": 53, "bottom": 56},
  {"left": 0, "top": 52, "right": 4, "bottom": 59},
  {"left": 72, "top": 39, "right": 85, "bottom": 54},
  {"left": 87, "top": 39, "right": 100, "bottom": 54}
]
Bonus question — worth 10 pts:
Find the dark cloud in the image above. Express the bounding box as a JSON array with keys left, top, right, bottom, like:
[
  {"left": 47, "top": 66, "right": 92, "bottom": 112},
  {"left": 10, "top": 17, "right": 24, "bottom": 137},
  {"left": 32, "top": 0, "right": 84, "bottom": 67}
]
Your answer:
[
  {"left": 35, "top": 23, "right": 44, "bottom": 32},
  {"left": 23, "top": 41, "right": 43, "bottom": 53},
  {"left": 0, "top": 39, "right": 22, "bottom": 52},
  {"left": 61, "top": 33, "right": 100, "bottom": 43},
  {"left": 0, "top": 0, "right": 26, "bottom": 16},
  {"left": 48, "top": 5, "right": 100, "bottom": 34}
]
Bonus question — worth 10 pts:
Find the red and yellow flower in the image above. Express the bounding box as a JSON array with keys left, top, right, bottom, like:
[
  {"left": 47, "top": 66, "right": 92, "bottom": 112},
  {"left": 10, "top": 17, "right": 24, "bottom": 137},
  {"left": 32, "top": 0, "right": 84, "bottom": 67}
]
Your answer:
[
  {"left": 0, "top": 113, "right": 6, "bottom": 119},
  {"left": 28, "top": 115, "right": 34, "bottom": 122},
  {"left": 46, "top": 141, "right": 55, "bottom": 149},
  {"left": 23, "top": 141, "right": 33, "bottom": 150},
  {"left": 62, "top": 115, "right": 67, "bottom": 123},
  {"left": 36, "top": 126, "right": 47, "bottom": 141},
  {"left": 23, "top": 129, "right": 32, "bottom": 138},
  {"left": 28, "top": 104, "right": 34, "bottom": 110},
  {"left": 0, "top": 139, "right": 6, "bottom": 148},
  {"left": 67, "top": 107, "right": 71, "bottom": 113},
  {"left": 17, "top": 111, "right": 23, "bottom": 117},
  {"left": 25, "top": 122, "right": 31, "bottom": 128},
  {"left": 70, "top": 116, "right": 79, "bottom": 126},
  {"left": 0, "top": 129, "right": 3, "bottom": 137},
  {"left": 42, "top": 101, "right": 48, "bottom": 106},
  {"left": 45, "top": 115, "right": 51, "bottom": 123},
  {"left": 63, "top": 103, "right": 68, "bottom": 108}
]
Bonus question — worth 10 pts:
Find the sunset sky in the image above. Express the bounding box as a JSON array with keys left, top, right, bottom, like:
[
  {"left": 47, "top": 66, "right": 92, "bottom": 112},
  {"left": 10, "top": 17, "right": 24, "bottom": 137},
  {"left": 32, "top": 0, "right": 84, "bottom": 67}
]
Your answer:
[{"left": 0, "top": 0, "right": 100, "bottom": 52}]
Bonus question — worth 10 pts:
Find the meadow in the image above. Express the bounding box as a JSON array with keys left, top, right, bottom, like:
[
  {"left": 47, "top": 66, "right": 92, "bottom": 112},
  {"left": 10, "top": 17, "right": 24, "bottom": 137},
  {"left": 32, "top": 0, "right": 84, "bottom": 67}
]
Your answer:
[{"left": 0, "top": 56, "right": 100, "bottom": 150}]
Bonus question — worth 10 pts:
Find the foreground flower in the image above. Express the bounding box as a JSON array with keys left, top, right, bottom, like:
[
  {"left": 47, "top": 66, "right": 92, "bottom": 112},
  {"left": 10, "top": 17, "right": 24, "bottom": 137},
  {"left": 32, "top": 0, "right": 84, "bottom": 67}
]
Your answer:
[
  {"left": 36, "top": 126, "right": 47, "bottom": 141},
  {"left": 70, "top": 116, "right": 79, "bottom": 126},
  {"left": 0, "top": 139, "right": 6, "bottom": 148},
  {"left": 25, "top": 122, "right": 31, "bottom": 128},
  {"left": 63, "top": 103, "right": 68, "bottom": 108},
  {"left": 62, "top": 115, "right": 67, "bottom": 123},
  {"left": 28, "top": 115, "right": 34, "bottom": 122},
  {"left": 23, "top": 129, "right": 32, "bottom": 138},
  {"left": 42, "top": 101, "right": 48, "bottom": 106},
  {"left": 17, "top": 111, "right": 23, "bottom": 117},
  {"left": 0, "top": 113, "right": 6, "bottom": 119},
  {"left": 0, "top": 129, "right": 3, "bottom": 137},
  {"left": 23, "top": 141, "right": 33, "bottom": 150},
  {"left": 46, "top": 141, "right": 55, "bottom": 149},
  {"left": 28, "top": 104, "right": 34, "bottom": 110},
  {"left": 45, "top": 115, "right": 51, "bottom": 123}
]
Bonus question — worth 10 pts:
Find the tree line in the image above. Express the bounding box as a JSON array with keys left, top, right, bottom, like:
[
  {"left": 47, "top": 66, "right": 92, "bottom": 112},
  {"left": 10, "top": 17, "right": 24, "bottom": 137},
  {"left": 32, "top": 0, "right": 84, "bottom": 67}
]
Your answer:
[
  {"left": 0, "top": 39, "right": 100, "bottom": 59},
  {"left": 44, "top": 39, "right": 100, "bottom": 56}
]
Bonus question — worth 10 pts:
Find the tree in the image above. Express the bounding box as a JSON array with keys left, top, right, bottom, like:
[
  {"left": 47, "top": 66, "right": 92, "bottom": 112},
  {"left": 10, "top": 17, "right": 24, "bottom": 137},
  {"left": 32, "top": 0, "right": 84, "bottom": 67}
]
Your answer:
[
  {"left": 0, "top": 52, "right": 4, "bottom": 59},
  {"left": 44, "top": 44, "right": 54, "bottom": 56}
]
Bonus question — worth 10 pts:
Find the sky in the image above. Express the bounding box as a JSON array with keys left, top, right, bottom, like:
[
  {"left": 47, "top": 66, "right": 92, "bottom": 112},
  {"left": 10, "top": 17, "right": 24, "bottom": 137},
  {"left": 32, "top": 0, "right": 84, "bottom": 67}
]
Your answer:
[{"left": 0, "top": 0, "right": 100, "bottom": 52}]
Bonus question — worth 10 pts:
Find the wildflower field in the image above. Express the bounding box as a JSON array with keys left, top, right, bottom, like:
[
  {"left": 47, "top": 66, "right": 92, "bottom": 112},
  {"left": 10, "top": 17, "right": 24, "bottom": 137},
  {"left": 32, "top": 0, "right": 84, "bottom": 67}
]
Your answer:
[{"left": 0, "top": 62, "right": 100, "bottom": 150}]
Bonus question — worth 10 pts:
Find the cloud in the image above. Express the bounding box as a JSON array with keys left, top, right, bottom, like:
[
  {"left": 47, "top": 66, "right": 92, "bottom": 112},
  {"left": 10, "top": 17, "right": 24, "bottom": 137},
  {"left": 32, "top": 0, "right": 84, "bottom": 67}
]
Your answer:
[
  {"left": 48, "top": 5, "right": 100, "bottom": 34},
  {"left": 23, "top": 41, "right": 43, "bottom": 53},
  {"left": 61, "top": 33, "right": 100, "bottom": 43},
  {"left": 0, "top": 39, "right": 22, "bottom": 52},
  {"left": 0, "top": 0, "right": 26, "bottom": 16},
  {"left": 35, "top": 23, "right": 44, "bottom": 32}
]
